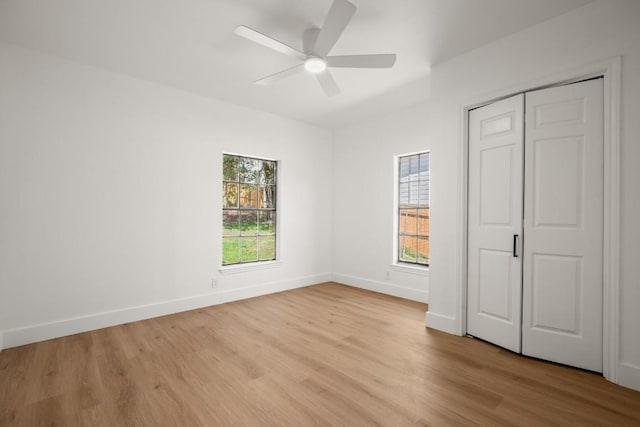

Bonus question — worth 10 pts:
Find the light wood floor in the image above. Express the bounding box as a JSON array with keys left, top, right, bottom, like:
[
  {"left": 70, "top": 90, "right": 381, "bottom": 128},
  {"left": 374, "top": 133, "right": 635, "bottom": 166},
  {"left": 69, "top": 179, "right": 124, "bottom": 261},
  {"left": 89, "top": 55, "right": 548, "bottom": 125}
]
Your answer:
[{"left": 1, "top": 282, "right": 639, "bottom": 426}]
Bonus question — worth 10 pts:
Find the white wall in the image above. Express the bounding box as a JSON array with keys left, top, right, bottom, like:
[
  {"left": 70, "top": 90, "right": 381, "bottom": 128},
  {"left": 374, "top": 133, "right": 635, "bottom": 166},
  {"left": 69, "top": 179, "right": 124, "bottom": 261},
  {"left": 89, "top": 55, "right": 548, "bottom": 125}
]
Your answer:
[
  {"left": 0, "top": 42, "right": 333, "bottom": 348},
  {"left": 425, "top": 0, "right": 640, "bottom": 391},
  {"left": 332, "top": 102, "right": 430, "bottom": 303}
]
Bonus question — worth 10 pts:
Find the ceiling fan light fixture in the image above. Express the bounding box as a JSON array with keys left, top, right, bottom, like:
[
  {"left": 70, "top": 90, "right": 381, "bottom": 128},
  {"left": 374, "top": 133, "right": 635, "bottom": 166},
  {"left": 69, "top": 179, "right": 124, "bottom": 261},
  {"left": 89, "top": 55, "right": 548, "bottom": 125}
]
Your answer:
[
  {"left": 235, "top": 0, "right": 395, "bottom": 96},
  {"left": 304, "top": 57, "right": 327, "bottom": 73}
]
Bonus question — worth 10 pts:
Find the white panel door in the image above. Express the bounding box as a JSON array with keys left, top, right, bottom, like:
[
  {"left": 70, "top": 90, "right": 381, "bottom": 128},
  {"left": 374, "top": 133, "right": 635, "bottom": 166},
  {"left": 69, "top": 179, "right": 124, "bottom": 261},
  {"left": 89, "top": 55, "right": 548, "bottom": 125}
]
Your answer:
[
  {"left": 522, "top": 79, "right": 604, "bottom": 372},
  {"left": 467, "top": 94, "right": 524, "bottom": 353}
]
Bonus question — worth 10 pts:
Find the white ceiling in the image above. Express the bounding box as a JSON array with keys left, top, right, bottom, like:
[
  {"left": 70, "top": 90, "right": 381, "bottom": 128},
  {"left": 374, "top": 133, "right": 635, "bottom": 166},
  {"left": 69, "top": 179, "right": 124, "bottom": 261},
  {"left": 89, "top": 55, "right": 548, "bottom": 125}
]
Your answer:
[{"left": 0, "top": 0, "right": 594, "bottom": 128}]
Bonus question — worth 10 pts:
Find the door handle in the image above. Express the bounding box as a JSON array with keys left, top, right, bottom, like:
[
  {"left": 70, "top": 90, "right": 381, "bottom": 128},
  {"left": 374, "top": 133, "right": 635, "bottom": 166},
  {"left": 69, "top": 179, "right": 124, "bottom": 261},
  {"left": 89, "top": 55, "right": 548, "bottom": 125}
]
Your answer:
[{"left": 513, "top": 234, "right": 519, "bottom": 258}]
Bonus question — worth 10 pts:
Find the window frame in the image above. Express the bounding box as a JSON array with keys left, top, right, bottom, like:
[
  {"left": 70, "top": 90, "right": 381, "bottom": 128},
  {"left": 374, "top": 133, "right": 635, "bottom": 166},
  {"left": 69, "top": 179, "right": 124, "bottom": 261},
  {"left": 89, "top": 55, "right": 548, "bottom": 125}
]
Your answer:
[
  {"left": 220, "top": 153, "right": 279, "bottom": 269},
  {"left": 394, "top": 150, "right": 430, "bottom": 269}
]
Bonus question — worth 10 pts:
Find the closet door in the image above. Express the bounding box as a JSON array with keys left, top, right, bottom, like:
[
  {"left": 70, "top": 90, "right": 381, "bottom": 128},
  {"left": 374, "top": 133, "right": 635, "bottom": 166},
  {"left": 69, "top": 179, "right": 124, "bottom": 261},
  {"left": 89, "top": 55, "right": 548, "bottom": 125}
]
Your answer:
[
  {"left": 467, "top": 94, "right": 524, "bottom": 353},
  {"left": 522, "top": 79, "right": 604, "bottom": 372}
]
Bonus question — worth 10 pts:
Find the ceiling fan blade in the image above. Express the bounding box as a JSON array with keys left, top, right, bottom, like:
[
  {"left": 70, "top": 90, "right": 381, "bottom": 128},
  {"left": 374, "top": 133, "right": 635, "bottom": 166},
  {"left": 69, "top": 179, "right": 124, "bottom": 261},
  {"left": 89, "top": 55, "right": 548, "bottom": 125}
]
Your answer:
[
  {"left": 312, "top": 0, "right": 357, "bottom": 57},
  {"left": 255, "top": 64, "right": 304, "bottom": 86},
  {"left": 316, "top": 70, "right": 341, "bottom": 97},
  {"left": 303, "top": 28, "right": 320, "bottom": 55},
  {"left": 327, "top": 54, "right": 396, "bottom": 68},
  {"left": 235, "top": 25, "right": 306, "bottom": 61}
]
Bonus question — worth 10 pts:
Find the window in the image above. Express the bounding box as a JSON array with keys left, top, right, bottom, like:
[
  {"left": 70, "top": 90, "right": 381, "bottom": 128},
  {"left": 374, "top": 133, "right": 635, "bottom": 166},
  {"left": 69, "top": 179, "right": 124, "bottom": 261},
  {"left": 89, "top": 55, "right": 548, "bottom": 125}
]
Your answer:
[
  {"left": 222, "top": 154, "right": 277, "bottom": 265},
  {"left": 397, "top": 152, "right": 429, "bottom": 266}
]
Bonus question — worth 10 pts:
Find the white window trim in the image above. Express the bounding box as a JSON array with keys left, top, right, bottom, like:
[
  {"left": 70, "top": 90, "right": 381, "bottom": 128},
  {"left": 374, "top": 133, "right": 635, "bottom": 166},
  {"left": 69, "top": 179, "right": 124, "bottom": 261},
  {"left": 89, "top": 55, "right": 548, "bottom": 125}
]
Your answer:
[
  {"left": 219, "top": 260, "right": 282, "bottom": 275},
  {"left": 220, "top": 152, "right": 281, "bottom": 270},
  {"left": 393, "top": 150, "right": 431, "bottom": 268}
]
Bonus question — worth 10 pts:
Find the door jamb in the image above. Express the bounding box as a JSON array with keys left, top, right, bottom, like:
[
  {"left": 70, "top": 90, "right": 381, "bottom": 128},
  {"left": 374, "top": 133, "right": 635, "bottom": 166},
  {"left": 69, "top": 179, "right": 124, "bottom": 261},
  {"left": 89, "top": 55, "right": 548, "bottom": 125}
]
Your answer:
[{"left": 457, "top": 57, "right": 621, "bottom": 383}]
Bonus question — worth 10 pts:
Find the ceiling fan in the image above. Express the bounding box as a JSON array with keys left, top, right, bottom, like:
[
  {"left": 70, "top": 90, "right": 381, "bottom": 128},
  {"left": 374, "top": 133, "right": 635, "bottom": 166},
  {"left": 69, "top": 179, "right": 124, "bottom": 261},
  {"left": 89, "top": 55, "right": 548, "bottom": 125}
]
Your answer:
[{"left": 234, "top": 0, "right": 396, "bottom": 97}]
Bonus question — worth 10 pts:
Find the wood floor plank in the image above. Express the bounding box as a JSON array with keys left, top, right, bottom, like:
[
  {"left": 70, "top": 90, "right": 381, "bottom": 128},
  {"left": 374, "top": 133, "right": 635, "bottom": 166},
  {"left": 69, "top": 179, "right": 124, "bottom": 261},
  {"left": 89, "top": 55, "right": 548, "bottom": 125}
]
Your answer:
[{"left": 1, "top": 282, "right": 639, "bottom": 426}]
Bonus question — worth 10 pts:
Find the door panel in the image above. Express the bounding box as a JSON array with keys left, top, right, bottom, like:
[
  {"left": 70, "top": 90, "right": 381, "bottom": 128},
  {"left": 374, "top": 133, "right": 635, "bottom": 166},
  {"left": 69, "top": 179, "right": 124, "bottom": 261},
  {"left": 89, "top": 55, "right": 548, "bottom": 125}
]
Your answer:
[
  {"left": 478, "top": 249, "right": 513, "bottom": 321},
  {"left": 533, "top": 136, "right": 585, "bottom": 228},
  {"left": 531, "top": 254, "right": 582, "bottom": 334},
  {"left": 522, "top": 79, "right": 604, "bottom": 372},
  {"left": 467, "top": 94, "right": 524, "bottom": 353},
  {"left": 480, "top": 146, "right": 514, "bottom": 225}
]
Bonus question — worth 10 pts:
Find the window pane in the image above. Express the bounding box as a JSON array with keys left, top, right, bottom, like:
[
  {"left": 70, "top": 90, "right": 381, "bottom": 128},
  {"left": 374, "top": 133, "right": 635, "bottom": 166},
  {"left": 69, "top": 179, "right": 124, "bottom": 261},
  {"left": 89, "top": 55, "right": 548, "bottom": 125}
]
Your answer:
[
  {"left": 259, "top": 185, "right": 276, "bottom": 209},
  {"left": 240, "top": 211, "right": 257, "bottom": 235},
  {"left": 240, "top": 237, "right": 258, "bottom": 262},
  {"left": 262, "top": 161, "right": 276, "bottom": 184},
  {"left": 409, "top": 155, "right": 420, "bottom": 181},
  {"left": 399, "top": 182, "right": 409, "bottom": 206},
  {"left": 259, "top": 211, "right": 276, "bottom": 234},
  {"left": 399, "top": 236, "right": 417, "bottom": 262},
  {"left": 418, "top": 179, "right": 429, "bottom": 207},
  {"left": 223, "top": 210, "right": 240, "bottom": 236},
  {"left": 258, "top": 235, "right": 276, "bottom": 260},
  {"left": 417, "top": 236, "right": 429, "bottom": 264},
  {"left": 399, "top": 209, "right": 418, "bottom": 235},
  {"left": 400, "top": 157, "right": 411, "bottom": 180},
  {"left": 409, "top": 181, "right": 419, "bottom": 205},
  {"left": 222, "top": 237, "right": 240, "bottom": 265},
  {"left": 419, "top": 153, "right": 429, "bottom": 173},
  {"left": 223, "top": 183, "right": 239, "bottom": 208},
  {"left": 223, "top": 155, "right": 238, "bottom": 181},
  {"left": 240, "top": 158, "right": 260, "bottom": 183},
  {"left": 419, "top": 153, "right": 430, "bottom": 206},
  {"left": 240, "top": 184, "right": 258, "bottom": 208},
  {"left": 417, "top": 208, "right": 429, "bottom": 236}
]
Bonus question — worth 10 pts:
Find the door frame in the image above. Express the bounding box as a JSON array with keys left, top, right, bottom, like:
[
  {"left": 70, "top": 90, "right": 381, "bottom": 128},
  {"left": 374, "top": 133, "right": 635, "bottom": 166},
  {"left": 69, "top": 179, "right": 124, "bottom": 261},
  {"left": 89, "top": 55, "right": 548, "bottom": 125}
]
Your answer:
[{"left": 457, "top": 57, "right": 622, "bottom": 383}]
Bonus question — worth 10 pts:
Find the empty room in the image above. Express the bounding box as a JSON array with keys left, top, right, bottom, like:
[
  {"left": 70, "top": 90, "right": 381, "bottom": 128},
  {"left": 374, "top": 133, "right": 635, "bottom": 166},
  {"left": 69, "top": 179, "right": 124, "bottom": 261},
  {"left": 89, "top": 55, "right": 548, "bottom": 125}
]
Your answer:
[{"left": 1, "top": 0, "right": 640, "bottom": 425}]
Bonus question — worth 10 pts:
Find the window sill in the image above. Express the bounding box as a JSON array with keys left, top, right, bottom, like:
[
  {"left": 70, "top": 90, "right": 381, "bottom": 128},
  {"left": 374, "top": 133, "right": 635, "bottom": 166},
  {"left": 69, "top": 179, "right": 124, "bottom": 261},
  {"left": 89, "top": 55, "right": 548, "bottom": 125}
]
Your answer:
[
  {"left": 390, "top": 263, "right": 429, "bottom": 276},
  {"left": 219, "top": 260, "right": 282, "bottom": 275}
]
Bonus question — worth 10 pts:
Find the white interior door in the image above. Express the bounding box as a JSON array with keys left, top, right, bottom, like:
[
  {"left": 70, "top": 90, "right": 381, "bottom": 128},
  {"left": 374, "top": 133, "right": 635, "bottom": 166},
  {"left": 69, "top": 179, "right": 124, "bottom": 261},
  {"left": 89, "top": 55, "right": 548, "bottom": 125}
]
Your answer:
[
  {"left": 522, "top": 79, "right": 604, "bottom": 372},
  {"left": 467, "top": 94, "right": 524, "bottom": 353}
]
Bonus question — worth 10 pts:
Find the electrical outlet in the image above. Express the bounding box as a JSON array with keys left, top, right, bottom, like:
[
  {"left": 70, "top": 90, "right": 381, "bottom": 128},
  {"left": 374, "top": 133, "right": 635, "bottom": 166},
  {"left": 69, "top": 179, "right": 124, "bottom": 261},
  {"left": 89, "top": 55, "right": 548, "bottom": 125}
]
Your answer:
[
  {"left": 211, "top": 277, "right": 218, "bottom": 289},
  {"left": 385, "top": 271, "right": 390, "bottom": 281}
]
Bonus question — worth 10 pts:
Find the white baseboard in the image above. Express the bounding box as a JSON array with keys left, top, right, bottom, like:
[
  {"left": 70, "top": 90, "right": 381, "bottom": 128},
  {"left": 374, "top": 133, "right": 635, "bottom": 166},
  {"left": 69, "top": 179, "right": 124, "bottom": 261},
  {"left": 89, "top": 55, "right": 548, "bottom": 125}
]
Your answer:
[
  {"left": 332, "top": 273, "right": 429, "bottom": 303},
  {"left": 618, "top": 362, "right": 640, "bottom": 392},
  {"left": 1, "top": 273, "right": 331, "bottom": 349},
  {"left": 425, "top": 310, "right": 459, "bottom": 335}
]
